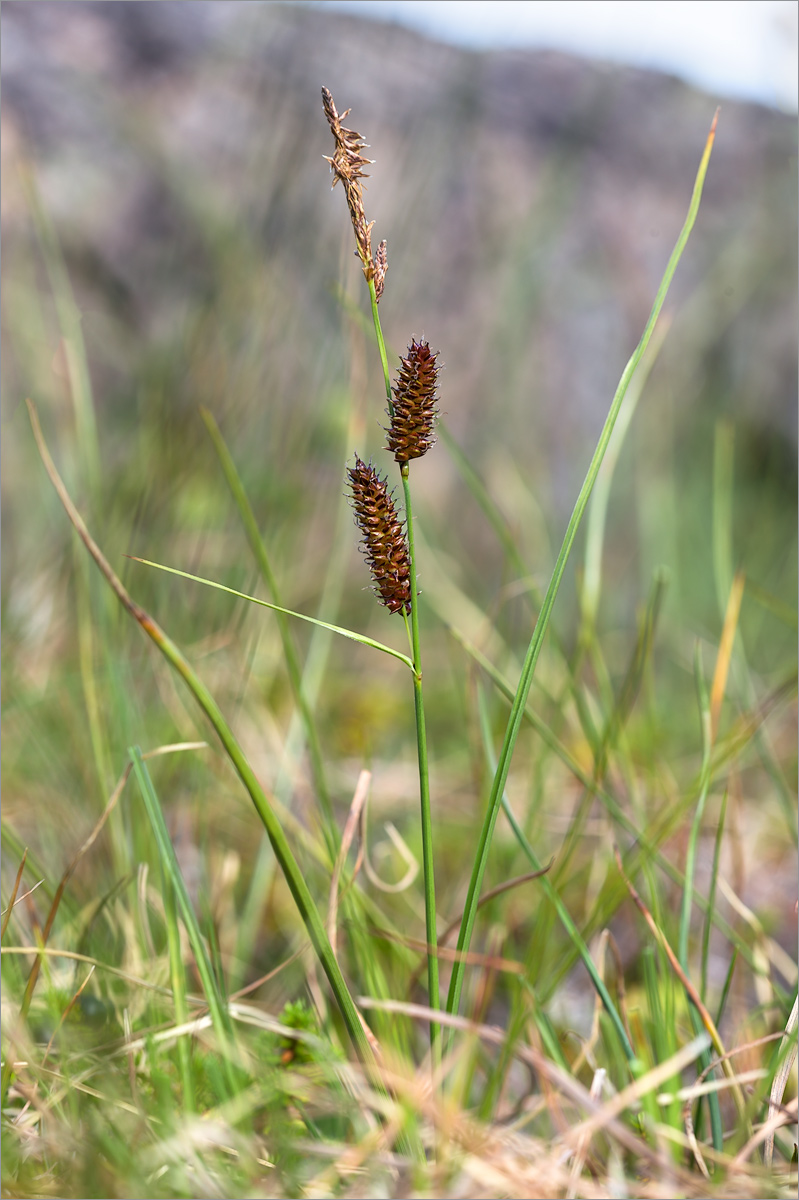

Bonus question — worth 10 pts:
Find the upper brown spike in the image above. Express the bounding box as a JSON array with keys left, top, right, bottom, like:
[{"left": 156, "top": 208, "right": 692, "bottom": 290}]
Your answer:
[{"left": 385, "top": 340, "right": 440, "bottom": 463}]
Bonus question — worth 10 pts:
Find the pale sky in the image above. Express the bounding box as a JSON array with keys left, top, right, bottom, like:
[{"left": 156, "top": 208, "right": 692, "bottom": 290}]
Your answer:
[{"left": 306, "top": 0, "right": 798, "bottom": 111}]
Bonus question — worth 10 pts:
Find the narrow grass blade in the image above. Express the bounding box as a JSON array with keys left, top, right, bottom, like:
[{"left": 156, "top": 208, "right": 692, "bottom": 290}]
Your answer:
[
  {"left": 712, "top": 422, "right": 796, "bottom": 836},
  {"left": 438, "top": 421, "right": 530, "bottom": 585},
  {"left": 0, "top": 762, "right": 129, "bottom": 1102},
  {"left": 129, "top": 556, "right": 414, "bottom": 671},
  {"left": 446, "top": 112, "right": 719, "bottom": 1027},
  {"left": 596, "top": 568, "right": 668, "bottom": 779},
  {"left": 22, "top": 167, "right": 101, "bottom": 502},
  {"left": 1, "top": 852, "right": 28, "bottom": 941},
  {"left": 680, "top": 646, "right": 724, "bottom": 1151},
  {"left": 457, "top": 622, "right": 787, "bottom": 987},
  {"left": 130, "top": 746, "right": 239, "bottom": 1098},
  {"left": 614, "top": 846, "right": 747, "bottom": 1131},
  {"left": 233, "top": 390, "right": 365, "bottom": 987},
  {"left": 701, "top": 790, "right": 728, "bottom": 1005},
  {"left": 582, "top": 317, "right": 671, "bottom": 630},
  {"left": 200, "top": 407, "right": 335, "bottom": 840},
  {"left": 554, "top": 569, "right": 668, "bottom": 889},
  {"left": 26, "top": 399, "right": 379, "bottom": 1073},
  {"left": 159, "top": 837, "right": 196, "bottom": 1111},
  {"left": 23, "top": 169, "right": 119, "bottom": 805},
  {"left": 765, "top": 994, "right": 799, "bottom": 1167},
  {"left": 437, "top": 424, "right": 576, "bottom": 677},
  {"left": 710, "top": 571, "right": 746, "bottom": 741},
  {"left": 678, "top": 646, "right": 712, "bottom": 968},
  {"left": 475, "top": 683, "right": 634, "bottom": 1061}
]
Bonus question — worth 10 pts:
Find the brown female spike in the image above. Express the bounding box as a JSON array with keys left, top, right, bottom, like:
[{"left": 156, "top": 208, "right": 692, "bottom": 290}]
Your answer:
[
  {"left": 386, "top": 340, "right": 440, "bottom": 463},
  {"left": 347, "top": 457, "right": 412, "bottom": 615}
]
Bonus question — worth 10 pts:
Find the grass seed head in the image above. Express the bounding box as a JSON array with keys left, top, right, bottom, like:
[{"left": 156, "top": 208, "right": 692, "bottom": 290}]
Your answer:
[
  {"left": 347, "top": 456, "right": 412, "bottom": 615},
  {"left": 386, "top": 339, "right": 440, "bottom": 463}
]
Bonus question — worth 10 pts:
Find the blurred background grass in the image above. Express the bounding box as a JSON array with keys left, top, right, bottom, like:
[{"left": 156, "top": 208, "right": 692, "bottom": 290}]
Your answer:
[{"left": 1, "top": 3, "right": 796, "bottom": 1193}]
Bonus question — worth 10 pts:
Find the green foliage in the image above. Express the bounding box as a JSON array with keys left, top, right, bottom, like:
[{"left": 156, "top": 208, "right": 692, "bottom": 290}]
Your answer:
[{"left": 2, "top": 45, "right": 796, "bottom": 1200}]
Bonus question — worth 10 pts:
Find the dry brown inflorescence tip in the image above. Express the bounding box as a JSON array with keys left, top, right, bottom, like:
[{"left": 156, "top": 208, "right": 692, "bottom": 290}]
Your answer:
[
  {"left": 386, "top": 339, "right": 440, "bottom": 463},
  {"left": 347, "top": 457, "right": 412, "bottom": 615},
  {"left": 322, "top": 86, "right": 387, "bottom": 301}
]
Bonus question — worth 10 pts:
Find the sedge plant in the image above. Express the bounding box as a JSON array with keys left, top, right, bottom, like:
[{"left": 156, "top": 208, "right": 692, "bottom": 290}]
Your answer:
[
  {"left": 321, "top": 86, "right": 442, "bottom": 1059},
  {"left": 318, "top": 89, "right": 722, "bottom": 1074}
]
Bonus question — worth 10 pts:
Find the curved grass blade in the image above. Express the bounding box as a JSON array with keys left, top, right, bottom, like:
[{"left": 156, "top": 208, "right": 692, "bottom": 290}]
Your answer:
[
  {"left": 128, "top": 556, "right": 414, "bottom": 672},
  {"left": 445, "top": 110, "right": 720, "bottom": 1028},
  {"left": 25, "top": 399, "right": 379, "bottom": 1074},
  {"left": 130, "top": 746, "right": 234, "bottom": 1100}
]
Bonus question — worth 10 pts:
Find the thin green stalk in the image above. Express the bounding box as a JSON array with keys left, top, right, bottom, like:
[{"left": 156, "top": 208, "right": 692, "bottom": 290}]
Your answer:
[
  {"left": 402, "top": 465, "right": 441, "bottom": 1058},
  {"left": 369, "top": 280, "right": 392, "bottom": 414},
  {"left": 446, "top": 111, "right": 719, "bottom": 1028}
]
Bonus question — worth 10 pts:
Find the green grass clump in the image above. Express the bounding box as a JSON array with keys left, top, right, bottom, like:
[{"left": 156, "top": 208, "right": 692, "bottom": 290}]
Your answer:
[{"left": 2, "top": 76, "right": 796, "bottom": 1200}]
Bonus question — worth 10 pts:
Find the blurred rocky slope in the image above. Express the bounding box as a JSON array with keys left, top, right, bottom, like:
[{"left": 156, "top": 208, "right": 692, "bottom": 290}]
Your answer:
[{"left": 2, "top": 1, "right": 795, "bottom": 554}]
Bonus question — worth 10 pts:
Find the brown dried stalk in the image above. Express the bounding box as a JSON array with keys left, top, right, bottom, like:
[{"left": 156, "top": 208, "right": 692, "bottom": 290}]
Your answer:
[
  {"left": 347, "top": 457, "right": 411, "bottom": 615},
  {"left": 386, "top": 339, "right": 440, "bottom": 463},
  {"left": 322, "top": 86, "right": 378, "bottom": 289}
]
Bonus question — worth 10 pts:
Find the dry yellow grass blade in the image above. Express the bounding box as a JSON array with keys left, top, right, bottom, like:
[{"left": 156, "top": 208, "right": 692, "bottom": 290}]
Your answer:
[{"left": 710, "top": 569, "right": 746, "bottom": 742}]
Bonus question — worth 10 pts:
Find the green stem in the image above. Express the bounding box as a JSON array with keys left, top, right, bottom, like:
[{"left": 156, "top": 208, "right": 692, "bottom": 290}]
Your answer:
[
  {"left": 367, "top": 277, "right": 440, "bottom": 1054},
  {"left": 401, "top": 464, "right": 441, "bottom": 1059},
  {"left": 369, "top": 280, "right": 393, "bottom": 416}
]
